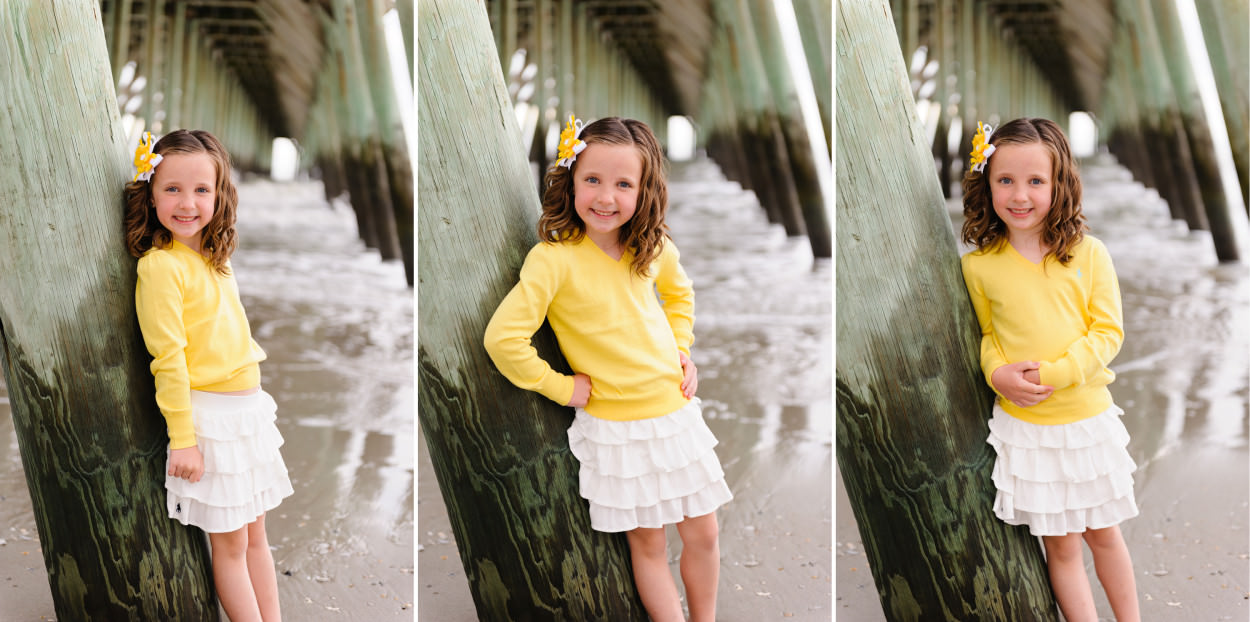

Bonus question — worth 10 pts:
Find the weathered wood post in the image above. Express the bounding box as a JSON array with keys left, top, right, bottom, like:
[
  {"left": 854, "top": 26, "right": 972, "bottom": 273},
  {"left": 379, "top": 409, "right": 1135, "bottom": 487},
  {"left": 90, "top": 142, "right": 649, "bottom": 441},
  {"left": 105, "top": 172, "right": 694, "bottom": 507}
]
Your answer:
[
  {"left": 418, "top": 2, "right": 647, "bottom": 619},
  {"left": 0, "top": 3, "right": 219, "bottom": 619},
  {"left": 748, "top": 0, "right": 832, "bottom": 259},
  {"left": 359, "top": 0, "right": 415, "bottom": 285},
  {"left": 1151, "top": 0, "right": 1241, "bottom": 262},
  {"left": 836, "top": 2, "right": 1059, "bottom": 619},
  {"left": 1193, "top": 0, "right": 1249, "bottom": 208}
]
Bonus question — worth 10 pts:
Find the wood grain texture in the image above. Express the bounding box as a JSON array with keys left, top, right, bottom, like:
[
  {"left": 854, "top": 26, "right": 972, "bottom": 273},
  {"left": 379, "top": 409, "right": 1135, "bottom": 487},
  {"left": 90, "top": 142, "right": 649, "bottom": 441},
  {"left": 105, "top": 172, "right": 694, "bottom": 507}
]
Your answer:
[
  {"left": 417, "top": 2, "right": 647, "bottom": 619},
  {"left": 0, "top": 2, "right": 219, "bottom": 619},
  {"left": 836, "top": 2, "right": 1059, "bottom": 620}
]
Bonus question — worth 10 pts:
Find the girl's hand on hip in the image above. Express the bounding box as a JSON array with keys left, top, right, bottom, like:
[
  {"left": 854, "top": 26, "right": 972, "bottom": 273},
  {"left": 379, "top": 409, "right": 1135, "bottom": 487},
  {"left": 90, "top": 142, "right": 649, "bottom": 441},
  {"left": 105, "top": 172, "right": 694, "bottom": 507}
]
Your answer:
[
  {"left": 679, "top": 352, "right": 698, "bottom": 398},
  {"left": 168, "top": 445, "right": 205, "bottom": 483},
  {"left": 990, "top": 361, "right": 1054, "bottom": 408},
  {"left": 568, "top": 373, "right": 592, "bottom": 408}
]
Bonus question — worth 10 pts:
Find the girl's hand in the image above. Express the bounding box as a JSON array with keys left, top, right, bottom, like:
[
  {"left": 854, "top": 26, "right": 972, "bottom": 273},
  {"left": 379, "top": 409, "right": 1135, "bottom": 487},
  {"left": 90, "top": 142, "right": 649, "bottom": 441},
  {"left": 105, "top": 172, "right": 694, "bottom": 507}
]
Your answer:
[
  {"left": 679, "top": 352, "right": 698, "bottom": 398},
  {"left": 168, "top": 446, "right": 205, "bottom": 483},
  {"left": 568, "top": 373, "right": 592, "bottom": 408},
  {"left": 990, "top": 361, "right": 1054, "bottom": 408}
]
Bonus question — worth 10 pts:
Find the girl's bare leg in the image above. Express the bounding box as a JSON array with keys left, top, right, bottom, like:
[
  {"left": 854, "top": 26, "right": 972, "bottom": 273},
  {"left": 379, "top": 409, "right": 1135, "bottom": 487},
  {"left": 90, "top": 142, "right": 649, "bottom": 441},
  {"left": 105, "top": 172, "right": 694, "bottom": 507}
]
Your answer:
[
  {"left": 209, "top": 527, "right": 262, "bottom": 622},
  {"left": 1083, "top": 526, "right": 1140, "bottom": 622},
  {"left": 247, "top": 514, "right": 282, "bottom": 621},
  {"left": 1042, "top": 533, "right": 1097, "bottom": 622},
  {"left": 675, "top": 513, "right": 720, "bottom": 622},
  {"left": 625, "top": 527, "right": 683, "bottom": 622}
]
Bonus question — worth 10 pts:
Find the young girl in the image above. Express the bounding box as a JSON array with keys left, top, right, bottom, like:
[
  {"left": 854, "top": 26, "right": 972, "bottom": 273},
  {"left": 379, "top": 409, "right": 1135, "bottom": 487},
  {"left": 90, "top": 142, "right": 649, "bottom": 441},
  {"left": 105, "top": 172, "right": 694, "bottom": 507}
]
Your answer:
[
  {"left": 484, "top": 115, "right": 733, "bottom": 621},
  {"left": 124, "top": 129, "right": 294, "bottom": 622},
  {"left": 960, "top": 118, "right": 1140, "bottom": 621}
]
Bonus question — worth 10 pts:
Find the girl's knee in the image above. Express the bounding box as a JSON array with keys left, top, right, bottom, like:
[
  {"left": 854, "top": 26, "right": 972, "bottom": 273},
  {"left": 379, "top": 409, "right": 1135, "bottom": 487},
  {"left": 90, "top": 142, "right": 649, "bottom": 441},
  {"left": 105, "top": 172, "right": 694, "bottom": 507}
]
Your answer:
[
  {"left": 209, "top": 527, "right": 250, "bottom": 558},
  {"left": 1043, "top": 533, "right": 1084, "bottom": 561},
  {"left": 677, "top": 514, "right": 719, "bottom": 551},
  {"left": 626, "top": 527, "right": 668, "bottom": 559},
  {"left": 1082, "top": 525, "right": 1123, "bottom": 549}
]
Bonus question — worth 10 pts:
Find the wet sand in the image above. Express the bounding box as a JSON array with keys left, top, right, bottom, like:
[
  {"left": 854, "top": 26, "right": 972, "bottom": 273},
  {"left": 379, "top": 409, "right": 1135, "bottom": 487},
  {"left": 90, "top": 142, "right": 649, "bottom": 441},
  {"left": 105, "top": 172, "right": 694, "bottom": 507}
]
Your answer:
[
  {"left": 0, "top": 180, "right": 414, "bottom": 620},
  {"left": 418, "top": 159, "right": 834, "bottom": 620},
  {"left": 836, "top": 155, "right": 1250, "bottom": 620}
]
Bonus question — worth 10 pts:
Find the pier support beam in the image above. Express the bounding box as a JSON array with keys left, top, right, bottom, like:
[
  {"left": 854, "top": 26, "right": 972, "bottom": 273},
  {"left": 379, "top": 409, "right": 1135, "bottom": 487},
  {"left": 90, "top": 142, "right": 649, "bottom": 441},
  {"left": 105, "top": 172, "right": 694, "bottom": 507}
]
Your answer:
[
  {"left": 1193, "top": 0, "right": 1249, "bottom": 209},
  {"left": 418, "top": 2, "right": 647, "bottom": 619},
  {"left": 836, "top": 2, "right": 1059, "bottom": 619},
  {"left": 0, "top": 3, "right": 219, "bottom": 619}
]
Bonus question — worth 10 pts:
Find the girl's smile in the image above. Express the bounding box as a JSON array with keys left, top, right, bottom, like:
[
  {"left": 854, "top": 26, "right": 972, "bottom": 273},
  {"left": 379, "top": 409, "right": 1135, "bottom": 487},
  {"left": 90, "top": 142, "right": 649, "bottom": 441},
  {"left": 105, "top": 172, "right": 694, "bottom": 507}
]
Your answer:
[
  {"left": 573, "top": 142, "right": 642, "bottom": 254},
  {"left": 152, "top": 153, "right": 218, "bottom": 253}
]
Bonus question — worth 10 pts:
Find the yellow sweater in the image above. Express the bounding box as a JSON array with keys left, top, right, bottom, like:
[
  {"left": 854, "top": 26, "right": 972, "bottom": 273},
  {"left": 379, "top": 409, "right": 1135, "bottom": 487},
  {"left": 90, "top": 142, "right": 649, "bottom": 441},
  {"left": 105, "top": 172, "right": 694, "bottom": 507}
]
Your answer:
[
  {"left": 135, "top": 241, "right": 267, "bottom": 448},
  {"left": 961, "top": 235, "right": 1123, "bottom": 425},
  {"left": 484, "top": 235, "right": 694, "bottom": 421}
]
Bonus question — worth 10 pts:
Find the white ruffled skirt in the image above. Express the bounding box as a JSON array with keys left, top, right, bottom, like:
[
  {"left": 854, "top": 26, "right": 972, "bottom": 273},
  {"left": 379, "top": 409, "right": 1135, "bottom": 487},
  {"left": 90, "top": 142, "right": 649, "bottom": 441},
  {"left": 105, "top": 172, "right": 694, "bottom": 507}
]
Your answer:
[
  {"left": 987, "top": 402, "right": 1138, "bottom": 536},
  {"left": 166, "top": 390, "right": 294, "bottom": 534},
  {"left": 567, "top": 398, "right": 733, "bottom": 533}
]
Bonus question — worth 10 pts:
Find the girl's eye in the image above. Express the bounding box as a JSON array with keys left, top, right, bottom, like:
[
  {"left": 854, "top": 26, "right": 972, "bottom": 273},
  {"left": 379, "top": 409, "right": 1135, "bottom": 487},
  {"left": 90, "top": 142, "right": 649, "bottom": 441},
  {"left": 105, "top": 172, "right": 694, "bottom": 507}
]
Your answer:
[
  {"left": 165, "top": 186, "right": 178, "bottom": 193},
  {"left": 1030, "top": 178, "right": 1044, "bottom": 185},
  {"left": 585, "top": 176, "right": 599, "bottom": 184},
  {"left": 617, "top": 181, "right": 632, "bottom": 189},
  {"left": 196, "top": 187, "right": 211, "bottom": 193}
]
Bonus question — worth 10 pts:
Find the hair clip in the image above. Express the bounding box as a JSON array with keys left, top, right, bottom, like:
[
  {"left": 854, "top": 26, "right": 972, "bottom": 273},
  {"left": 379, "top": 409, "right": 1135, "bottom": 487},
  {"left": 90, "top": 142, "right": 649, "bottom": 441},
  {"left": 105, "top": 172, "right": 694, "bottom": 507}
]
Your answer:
[
  {"left": 969, "top": 122, "right": 996, "bottom": 174},
  {"left": 133, "top": 131, "right": 163, "bottom": 182},
  {"left": 556, "top": 114, "right": 587, "bottom": 168}
]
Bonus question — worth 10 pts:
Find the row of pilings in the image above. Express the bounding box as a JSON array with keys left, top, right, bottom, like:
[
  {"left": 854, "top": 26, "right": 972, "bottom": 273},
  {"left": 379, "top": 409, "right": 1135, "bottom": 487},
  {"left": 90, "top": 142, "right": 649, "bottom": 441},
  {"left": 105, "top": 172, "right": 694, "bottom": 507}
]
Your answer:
[
  {"left": 484, "top": 0, "right": 831, "bottom": 259},
  {"left": 888, "top": 0, "right": 1246, "bottom": 263},
  {"left": 102, "top": 0, "right": 414, "bottom": 285}
]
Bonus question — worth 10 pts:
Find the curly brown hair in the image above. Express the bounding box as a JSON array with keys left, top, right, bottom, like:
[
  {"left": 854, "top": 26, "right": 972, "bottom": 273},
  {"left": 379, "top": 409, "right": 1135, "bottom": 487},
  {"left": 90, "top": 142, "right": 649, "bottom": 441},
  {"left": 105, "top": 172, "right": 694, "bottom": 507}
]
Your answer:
[
  {"left": 538, "top": 116, "right": 669, "bottom": 277},
  {"left": 960, "top": 117, "right": 1086, "bottom": 265},
  {"left": 123, "top": 129, "right": 239, "bottom": 275}
]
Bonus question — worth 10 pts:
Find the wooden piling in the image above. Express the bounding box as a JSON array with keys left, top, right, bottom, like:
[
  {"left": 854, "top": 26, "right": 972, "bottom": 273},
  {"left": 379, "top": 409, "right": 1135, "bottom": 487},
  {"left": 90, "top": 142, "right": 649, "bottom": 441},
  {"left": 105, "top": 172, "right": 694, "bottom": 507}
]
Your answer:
[
  {"left": 359, "top": 0, "right": 415, "bottom": 285},
  {"left": 0, "top": 3, "right": 219, "bottom": 619},
  {"left": 1151, "top": 0, "right": 1240, "bottom": 261},
  {"left": 1193, "top": 0, "right": 1249, "bottom": 208},
  {"left": 748, "top": 0, "right": 830, "bottom": 257},
  {"left": 837, "top": 2, "right": 1060, "bottom": 619},
  {"left": 1117, "top": 0, "right": 1208, "bottom": 232},
  {"left": 418, "top": 2, "right": 647, "bottom": 618},
  {"left": 790, "top": 0, "right": 831, "bottom": 152}
]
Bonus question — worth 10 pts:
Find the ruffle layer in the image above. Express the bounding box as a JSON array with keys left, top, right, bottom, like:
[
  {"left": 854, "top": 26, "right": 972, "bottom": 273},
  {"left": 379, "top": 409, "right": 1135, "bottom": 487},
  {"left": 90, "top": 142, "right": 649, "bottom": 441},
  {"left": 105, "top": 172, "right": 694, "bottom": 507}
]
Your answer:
[
  {"left": 568, "top": 399, "right": 732, "bottom": 533},
  {"left": 166, "top": 390, "right": 293, "bottom": 533},
  {"left": 994, "top": 496, "right": 1140, "bottom": 536},
  {"left": 987, "top": 403, "right": 1138, "bottom": 536},
  {"left": 589, "top": 479, "right": 733, "bottom": 533}
]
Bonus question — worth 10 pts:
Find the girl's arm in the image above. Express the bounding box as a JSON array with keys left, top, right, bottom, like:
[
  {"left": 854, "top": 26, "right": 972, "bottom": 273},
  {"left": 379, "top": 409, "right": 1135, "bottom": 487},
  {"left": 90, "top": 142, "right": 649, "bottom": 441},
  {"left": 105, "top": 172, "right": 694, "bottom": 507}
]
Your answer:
[
  {"left": 483, "top": 245, "right": 576, "bottom": 406},
  {"left": 654, "top": 239, "right": 695, "bottom": 356},
  {"left": 135, "top": 253, "right": 197, "bottom": 449},
  {"left": 962, "top": 256, "right": 1053, "bottom": 406},
  {"left": 1038, "top": 241, "right": 1124, "bottom": 390},
  {"left": 962, "top": 259, "right": 1012, "bottom": 395},
  {"left": 656, "top": 240, "right": 697, "bottom": 397}
]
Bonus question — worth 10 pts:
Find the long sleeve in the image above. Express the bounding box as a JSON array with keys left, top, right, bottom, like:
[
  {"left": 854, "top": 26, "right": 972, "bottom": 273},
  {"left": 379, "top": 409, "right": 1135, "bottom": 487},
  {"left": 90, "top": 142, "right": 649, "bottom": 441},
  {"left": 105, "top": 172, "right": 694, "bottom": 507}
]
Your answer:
[
  {"left": 962, "top": 256, "right": 1009, "bottom": 396},
  {"left": 654, "top": 240, "right": 695, "bottom": 356},
  {"left": 135, "top": 252, "right": 197, "bottom": 449},
  {"left": 1039, "top": 242, "right": 1124, "bottom": 390},
  {"left": 483, "top": 245, "right": 576, "bottom": 406}
]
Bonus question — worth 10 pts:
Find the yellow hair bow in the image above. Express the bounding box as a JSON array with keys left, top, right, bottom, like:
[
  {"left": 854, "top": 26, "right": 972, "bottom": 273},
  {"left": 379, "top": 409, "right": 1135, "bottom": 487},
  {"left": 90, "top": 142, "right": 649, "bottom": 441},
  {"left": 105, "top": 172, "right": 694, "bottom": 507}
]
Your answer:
[
  {"left": 133, "top": 131, "right": 163, "bottom": 182},
  {"left": 556, "top": 114, "right": 587, "bottom": 168},
  {"left": 969, "top": 122, "right": 996, "bottom": 174}
]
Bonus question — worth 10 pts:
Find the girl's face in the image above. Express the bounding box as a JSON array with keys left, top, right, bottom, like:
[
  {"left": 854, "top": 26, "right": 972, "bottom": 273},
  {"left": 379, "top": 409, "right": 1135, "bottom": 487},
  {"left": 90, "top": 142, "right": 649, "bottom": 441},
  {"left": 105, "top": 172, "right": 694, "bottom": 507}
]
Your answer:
[
  {"left": 152, "top": 152, "right": 217, "bottom": 253},
  {"left": 573, "top": 142, "right": 642, "bottom": 250},
  {"left": 989, "top": 142, "right": 1053, "bottom": 242}
]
